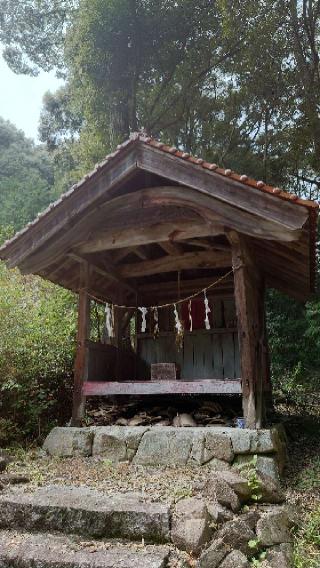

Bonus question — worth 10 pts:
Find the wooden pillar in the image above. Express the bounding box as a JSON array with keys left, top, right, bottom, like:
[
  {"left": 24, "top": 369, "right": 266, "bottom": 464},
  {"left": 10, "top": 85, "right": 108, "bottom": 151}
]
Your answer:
[
  {"left": 228, "top": 232, "right": 267, "bottom": 429},
  {"left": 71, "top": 262, "right": 90, "bottom": 426}
]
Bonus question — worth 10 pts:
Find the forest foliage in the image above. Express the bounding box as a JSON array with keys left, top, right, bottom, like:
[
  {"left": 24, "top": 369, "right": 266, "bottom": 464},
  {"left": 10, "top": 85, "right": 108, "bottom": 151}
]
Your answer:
[
  {"left": 0, "top": 119, "right": 54, "bottom": 230},
  {"left": 0, "top": 0, "right": 320, "bottom": 442}
]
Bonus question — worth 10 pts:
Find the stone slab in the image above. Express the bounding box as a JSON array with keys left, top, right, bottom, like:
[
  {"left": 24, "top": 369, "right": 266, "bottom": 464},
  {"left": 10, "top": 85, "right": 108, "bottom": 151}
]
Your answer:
[
  {"left": 205, "top": 427, "right": 284, "bottom": 456},
  {"left": 43, "top": 427, "right": 94, "bottom": 457},
  {"left": 0, "top": 485, "right": 170, "bottom": 543},
  {"left": 203, "top": 432, "right": 234, "bottom": 463},
  {"left": 133, "top": 428, "right": 195, "bottom": 466},
  {"left": 92, "top": 426, "right": 150, "bottom": 461},
  {"left": 0, "top": 530, "right": 169, "bottom": 568},
  {"left": 132, "top": 427, "right": 241, "bottom": 466}
]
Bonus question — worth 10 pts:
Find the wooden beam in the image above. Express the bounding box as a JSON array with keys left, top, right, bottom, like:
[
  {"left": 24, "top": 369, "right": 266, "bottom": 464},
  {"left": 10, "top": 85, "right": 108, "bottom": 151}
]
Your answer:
[
  {"left": 159, "top": 241, "right": 184, "bottom": 255},
  {"left": 111, "top": 246, "right": 148, "bottom": 264},
  {"left": 132, "top": 247, "right": 149, "bottom": 260},
  {"left": 71, "top": 262, "right": 90, "bottom": 426},
  {"left": 76, "top": 220, "right": 222, "bottom": 255},
  {"left": 83, "top": 380, "right": 242, "bottom": 396},
  {"left": 5, "top": 146, "right": 139, "bottom": 269},
  {"left": 118, "top": 250, "right": 232, "bottom": 278},
  {"left": 110, "top": 248, "right": 132, "bottom": 263},
  {"left": 138, "top": 147, "right": 309, "bottom": 233},
  {"left": 137, "top": 185, "right": 305, "bottom": 241},
  {"left": 265, "top": 273, "right": 308, "bottom": 302},
  {"left": 16, "top": 184, "right": 306, "bottom": 277},
  {"left": 68, "top": 253, "right": 137, "bottom": 296},
  {"left": 21, "top": 203, "right": 203, "bottom": 273},
  {"left": 185, "top": 239, "right": 230, "bottom": 251},
  {"left": 184, "top": 238, "right": 212, "bottom": 250},
  {"left": 228, "top": 231, "right": 267, "bottom": 429},
  {"left": 46, "top": 258, "right": 73, "bottom": 280},
  {"left": 139, "top": 275, "right": 234, "bottom": 294}
]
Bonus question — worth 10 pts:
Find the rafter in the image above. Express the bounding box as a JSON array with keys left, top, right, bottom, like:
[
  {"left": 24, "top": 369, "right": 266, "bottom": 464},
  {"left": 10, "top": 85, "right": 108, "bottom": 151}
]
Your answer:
[
  {"left": 132, "top": 247, "right": 149, "bottom": 260},
  {"left": 117, "top": 250, "right": 231, "bottom": 278},
  {"left": 185, "top": 238, "right": 230, "bottom": 251},
  {"left": 159, "top": 241, "right": 184, "bottom": 255},
  {"left": 68, "top": 253, "right": 137, "bottom": 295},
  {"left": 111, "top": 246, "right": 149, "bottom": 264},
  {"left": 111, "top": 248, "right": 133, "bottom": 264}
]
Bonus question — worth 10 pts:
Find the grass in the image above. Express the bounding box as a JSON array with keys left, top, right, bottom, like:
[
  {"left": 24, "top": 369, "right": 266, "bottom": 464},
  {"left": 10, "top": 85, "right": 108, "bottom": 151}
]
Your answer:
[
  {"left": 294, "top": 506, "right": 320, "bottom": 568},
  {"left": 278, "top": 411, "right": 320, "bottom": 568},
  {"left": 294, "top": 456, "right": 320, "bottom": 492}
]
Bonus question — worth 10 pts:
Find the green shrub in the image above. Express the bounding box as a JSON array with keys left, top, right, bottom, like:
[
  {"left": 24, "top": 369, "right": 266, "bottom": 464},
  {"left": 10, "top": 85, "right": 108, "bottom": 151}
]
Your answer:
[
  {"left": 0, "top": 257, "right": 77, "bottom": 443},
  {"left": 267, "top": 290, "right": 320, "bottom": 410}
]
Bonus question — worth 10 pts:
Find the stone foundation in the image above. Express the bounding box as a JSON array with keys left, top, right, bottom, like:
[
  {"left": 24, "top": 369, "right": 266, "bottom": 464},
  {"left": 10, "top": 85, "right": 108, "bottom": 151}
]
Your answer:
[{"left": 43, "top": 425, "right": 287, "bottom": 480}]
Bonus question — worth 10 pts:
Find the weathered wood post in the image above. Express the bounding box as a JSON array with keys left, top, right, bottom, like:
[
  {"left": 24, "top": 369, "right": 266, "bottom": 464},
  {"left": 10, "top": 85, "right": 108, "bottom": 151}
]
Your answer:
[
  {"left": 227, "top": 231, "right": 267, "bottom": 429},
  {"left": 71, "top": 262, "right": 90, "bottom": 426}
]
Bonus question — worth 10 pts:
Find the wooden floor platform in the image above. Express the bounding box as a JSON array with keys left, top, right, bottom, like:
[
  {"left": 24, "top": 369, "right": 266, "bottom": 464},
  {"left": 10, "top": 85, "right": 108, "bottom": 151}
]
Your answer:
[{"left": 83, "top": 380, "right": 242, "bottom": 396}]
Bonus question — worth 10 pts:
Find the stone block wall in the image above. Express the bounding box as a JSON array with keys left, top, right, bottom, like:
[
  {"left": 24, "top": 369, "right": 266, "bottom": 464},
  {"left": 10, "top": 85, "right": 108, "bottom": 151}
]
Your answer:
[{"left": 43, "top": 425, "right": 287, "bottom": 481}]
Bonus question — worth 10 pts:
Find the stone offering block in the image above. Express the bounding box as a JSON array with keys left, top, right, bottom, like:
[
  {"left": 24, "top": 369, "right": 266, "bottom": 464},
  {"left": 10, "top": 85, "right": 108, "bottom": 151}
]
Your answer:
[{"left": 151, "top": 363, "right": 179, "bottom": 381}]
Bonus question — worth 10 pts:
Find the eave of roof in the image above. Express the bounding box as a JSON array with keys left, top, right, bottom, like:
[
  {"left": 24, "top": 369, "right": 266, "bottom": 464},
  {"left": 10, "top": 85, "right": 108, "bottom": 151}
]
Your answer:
[
  {"left": 0, "top": 132, "right": 318, "bottom": 293},
  {"left": 145, "top": 137, "right": 318, "bottom": 210}
]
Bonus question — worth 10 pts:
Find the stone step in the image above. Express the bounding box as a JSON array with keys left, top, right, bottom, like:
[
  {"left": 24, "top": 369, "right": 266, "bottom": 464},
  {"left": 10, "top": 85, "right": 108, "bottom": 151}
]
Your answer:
[
  {"left": 0, "top": 486, "right": 170, "bottom": 543},
  {"left": 0, "top": 529, "right": 170, "bottom": 568}
]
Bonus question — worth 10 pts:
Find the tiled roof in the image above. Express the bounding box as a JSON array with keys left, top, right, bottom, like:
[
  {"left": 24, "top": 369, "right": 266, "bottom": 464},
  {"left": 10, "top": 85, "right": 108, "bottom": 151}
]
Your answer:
[
  {"left": 0, "top": 132, "right": 318, "bottom": 254},
  {"left": 144, "top": 136, "right": 318, "bottom": 209}
]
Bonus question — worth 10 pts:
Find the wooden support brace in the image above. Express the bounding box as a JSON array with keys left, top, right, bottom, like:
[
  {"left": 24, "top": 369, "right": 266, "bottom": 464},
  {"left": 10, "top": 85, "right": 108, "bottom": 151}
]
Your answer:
[
  {"left": 159, "top": 241, "right": 184, "bottom": 255},
  {"left": 71, "top": 261, "right": 91, "bottom": 426},
  {"left": 68, "top": 252, "right": 137, "bottom": 296}
]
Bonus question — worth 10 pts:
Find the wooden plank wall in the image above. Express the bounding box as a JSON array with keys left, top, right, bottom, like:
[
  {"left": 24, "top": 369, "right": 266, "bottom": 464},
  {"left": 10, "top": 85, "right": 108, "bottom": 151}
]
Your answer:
[
  {"left": 86, "top": 298, "right": 240, "bottom": 383},
  {"left": 137, "top": 297, "right": 240, "bottom": 381},
  {"left": 87, "top": 341, "right": 135, "bottom": 381},
  {"left": 138, "top": 329, "right": 240, "bottom": 381}
]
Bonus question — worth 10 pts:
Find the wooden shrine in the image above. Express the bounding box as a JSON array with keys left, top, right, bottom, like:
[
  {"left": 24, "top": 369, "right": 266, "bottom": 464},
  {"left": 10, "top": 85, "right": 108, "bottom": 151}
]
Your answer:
[{"left": 0, "top": 133, "right": 318, "bottom": 429}]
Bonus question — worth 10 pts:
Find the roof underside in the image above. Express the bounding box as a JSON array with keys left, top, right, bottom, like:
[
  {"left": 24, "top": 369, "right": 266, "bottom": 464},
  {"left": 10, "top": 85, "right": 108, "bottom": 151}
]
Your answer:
[{"left": 0, "top": 135, "right": 318, "bottom": 303}]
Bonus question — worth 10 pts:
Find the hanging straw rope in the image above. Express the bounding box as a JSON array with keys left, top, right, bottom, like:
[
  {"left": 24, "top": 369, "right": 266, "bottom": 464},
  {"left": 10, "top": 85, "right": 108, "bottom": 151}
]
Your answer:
[{"left": 88, "top": 269, "right": 234, "bottom": 309}]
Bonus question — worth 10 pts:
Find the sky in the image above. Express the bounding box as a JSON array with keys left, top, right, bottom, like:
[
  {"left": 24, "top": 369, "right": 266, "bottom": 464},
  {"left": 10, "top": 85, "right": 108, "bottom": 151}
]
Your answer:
[{"left": 0, "top": 51, "right": 64, "bottom": 142}]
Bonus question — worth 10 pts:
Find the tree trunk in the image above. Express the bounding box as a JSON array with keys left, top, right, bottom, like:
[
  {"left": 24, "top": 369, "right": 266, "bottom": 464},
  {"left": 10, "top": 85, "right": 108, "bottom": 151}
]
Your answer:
[{"left": 288, "top": 0, "right": 320, "bottom": 169}]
